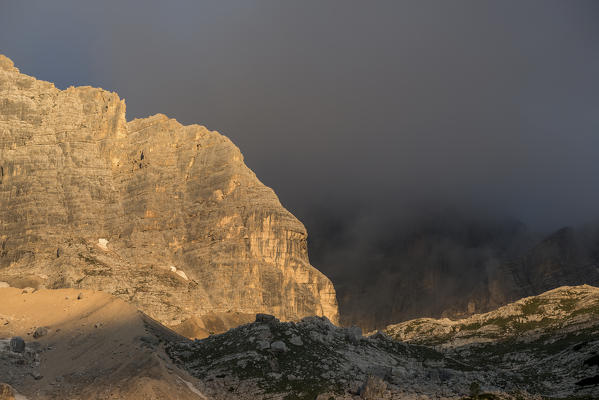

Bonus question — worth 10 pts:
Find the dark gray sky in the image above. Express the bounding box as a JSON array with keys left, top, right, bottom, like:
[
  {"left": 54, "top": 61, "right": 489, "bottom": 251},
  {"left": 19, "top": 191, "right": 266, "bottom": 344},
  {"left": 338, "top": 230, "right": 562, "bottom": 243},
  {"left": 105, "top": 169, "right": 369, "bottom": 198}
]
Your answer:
[{"left": 1, "top": 0, "right": 599, "bottom": 232}]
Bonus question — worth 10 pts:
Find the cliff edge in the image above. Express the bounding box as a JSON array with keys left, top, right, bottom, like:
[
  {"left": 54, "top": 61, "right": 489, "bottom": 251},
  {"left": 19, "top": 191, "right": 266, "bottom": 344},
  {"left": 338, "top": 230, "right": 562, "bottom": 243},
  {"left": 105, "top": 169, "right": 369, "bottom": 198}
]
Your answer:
[{"left": 0, "top": 54, "right": 338, "bottom": 332}]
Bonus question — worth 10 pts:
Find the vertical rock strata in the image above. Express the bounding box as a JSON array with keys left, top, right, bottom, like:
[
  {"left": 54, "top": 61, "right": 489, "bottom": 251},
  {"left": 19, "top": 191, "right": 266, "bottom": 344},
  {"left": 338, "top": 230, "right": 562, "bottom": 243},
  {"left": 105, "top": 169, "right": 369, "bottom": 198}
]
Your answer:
[{"left": 0, "top": 55, "right": 338, "bottom": 329}]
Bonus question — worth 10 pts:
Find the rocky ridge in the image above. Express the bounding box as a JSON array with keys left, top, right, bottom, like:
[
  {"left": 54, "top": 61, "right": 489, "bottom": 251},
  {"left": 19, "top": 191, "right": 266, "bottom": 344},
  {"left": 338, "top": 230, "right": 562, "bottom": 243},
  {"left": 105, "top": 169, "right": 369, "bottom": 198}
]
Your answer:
[
  {"left": 166, "top": 287, "right": 599, "bottom": 399},
  {"left": 384, "top": 285, "right": 599, "bottom": 347},
  {"left": 167, "top": 314, "right": 472, "bottom": 399},
  {"left": 0, "top": 54, "right": 338, "bottom": 333},
  {"left": 384, "top": 285, "right": 599, "bottom": 398}
]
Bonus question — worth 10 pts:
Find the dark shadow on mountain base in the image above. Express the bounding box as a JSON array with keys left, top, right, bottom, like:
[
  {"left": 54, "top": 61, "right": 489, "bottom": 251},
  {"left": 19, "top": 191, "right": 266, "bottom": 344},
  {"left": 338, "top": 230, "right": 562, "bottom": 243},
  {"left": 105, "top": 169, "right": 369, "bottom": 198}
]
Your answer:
[
  {"left": 577, "top": 375, "right": 599, "bottom": 387},
  {"left": 306, "top": 208, "right": 599, "bottom": 330}
]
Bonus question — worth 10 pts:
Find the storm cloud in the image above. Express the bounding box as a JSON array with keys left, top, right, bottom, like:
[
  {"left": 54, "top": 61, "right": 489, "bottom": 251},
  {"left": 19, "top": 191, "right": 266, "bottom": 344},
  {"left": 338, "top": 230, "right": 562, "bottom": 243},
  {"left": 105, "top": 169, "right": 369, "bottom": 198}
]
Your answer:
[{"left": 2, "top": 1, "right": 599, "bottom": 324}]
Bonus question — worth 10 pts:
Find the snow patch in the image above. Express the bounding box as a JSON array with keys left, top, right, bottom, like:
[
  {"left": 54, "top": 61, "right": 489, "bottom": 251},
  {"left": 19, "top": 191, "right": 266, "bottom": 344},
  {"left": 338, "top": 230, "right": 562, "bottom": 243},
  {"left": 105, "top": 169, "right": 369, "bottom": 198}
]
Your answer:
[
  {"left": 177, "top": 376, "right": 208, "bottom": 399},
  {"left": 176, "top": 270, "right": 188, "bottom": 280},
  {"left": 97, "top": 238, "right": 108, "bottom": 250},
  {"left": 169, "top": 266, "right": 189, "bottom": 280}
]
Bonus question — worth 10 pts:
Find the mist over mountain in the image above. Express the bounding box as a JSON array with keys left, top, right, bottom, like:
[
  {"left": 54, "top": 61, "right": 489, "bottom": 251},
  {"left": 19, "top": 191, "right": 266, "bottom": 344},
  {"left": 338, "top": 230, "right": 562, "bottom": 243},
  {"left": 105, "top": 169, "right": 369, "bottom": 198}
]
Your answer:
[
  {"left": 2, "top": 1, "right": 598, "bottom": 230},
  {"left": 306, "top": 207, "right": 599, "bottom": 329},
  {"left": 305, "top": 208, "right": 529, "bottom": 328},
  {"left": 1, "top": 1, "right": 599, "bottom": 329}
]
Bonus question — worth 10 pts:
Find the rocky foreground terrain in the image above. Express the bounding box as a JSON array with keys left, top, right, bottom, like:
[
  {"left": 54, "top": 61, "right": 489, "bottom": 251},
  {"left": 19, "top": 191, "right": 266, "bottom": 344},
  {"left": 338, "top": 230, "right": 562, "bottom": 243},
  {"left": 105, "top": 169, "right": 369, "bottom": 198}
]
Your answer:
[
  {"left": 0, "top": 54, "right": 337, "bottom": 336},
  {"left": 1, "top": 285, "right": 598, "bottom": 399},
  {"left": 385, "top": 285, "right": 599, "bottom": 398},
  {"left": 165, "top": 285, "right": 599, "bottom": 399},
  {"left": 0, "top": 287, "right": 203, "bottom": 399}
]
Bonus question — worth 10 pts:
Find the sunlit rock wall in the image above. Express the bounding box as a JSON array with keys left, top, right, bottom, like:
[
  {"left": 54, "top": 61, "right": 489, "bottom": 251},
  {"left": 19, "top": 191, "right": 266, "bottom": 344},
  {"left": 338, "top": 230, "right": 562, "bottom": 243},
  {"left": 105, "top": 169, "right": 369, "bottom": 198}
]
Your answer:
[{"left": 0, "top": 54, "right": 338, "bottom": 330}]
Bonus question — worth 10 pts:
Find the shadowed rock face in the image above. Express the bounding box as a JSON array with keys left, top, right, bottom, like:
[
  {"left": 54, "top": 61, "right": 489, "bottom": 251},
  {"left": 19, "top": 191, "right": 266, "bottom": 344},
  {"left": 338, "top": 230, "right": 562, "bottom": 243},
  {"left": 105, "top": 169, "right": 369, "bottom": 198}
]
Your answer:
[
  {"left": 0, "top": 54, "right": 338, "bottom": 330},
  {"left": 312, "top": 209, "right": 599, "bottom": 331}
]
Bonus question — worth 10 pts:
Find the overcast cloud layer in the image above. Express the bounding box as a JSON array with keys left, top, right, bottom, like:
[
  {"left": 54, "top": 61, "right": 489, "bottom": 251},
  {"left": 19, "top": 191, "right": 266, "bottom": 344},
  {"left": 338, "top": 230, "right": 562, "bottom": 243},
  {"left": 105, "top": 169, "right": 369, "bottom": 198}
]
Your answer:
[{"left": 2, "top": 1, "right": 599, "bottom": 278}]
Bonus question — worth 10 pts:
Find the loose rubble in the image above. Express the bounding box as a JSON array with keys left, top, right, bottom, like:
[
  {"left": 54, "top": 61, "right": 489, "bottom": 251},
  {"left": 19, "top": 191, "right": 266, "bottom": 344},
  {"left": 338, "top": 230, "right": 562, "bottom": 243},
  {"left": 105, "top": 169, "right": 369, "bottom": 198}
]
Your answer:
[
  {"left": 166, "top": 287, "right": 599, "bottom": 399},
  {"left": 167, "top": 314, "right": 478, "bottom": 399}
]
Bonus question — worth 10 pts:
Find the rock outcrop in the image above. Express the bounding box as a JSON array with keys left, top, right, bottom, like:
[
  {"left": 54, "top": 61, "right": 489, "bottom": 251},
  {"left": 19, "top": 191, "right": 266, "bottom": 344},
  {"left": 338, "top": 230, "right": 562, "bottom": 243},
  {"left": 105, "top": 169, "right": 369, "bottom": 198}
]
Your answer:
[
  {"left": 383, "top": 285, "right": 599, "bottom": 398},
  {"left": 0, "top": 54, "right": 338, "bottom": 331},
  {"left": 166, "top": 285, "right": 599, "bottom": 399},
  {"left": 385, "top": 284, "right": 599, "bottom": 347}
]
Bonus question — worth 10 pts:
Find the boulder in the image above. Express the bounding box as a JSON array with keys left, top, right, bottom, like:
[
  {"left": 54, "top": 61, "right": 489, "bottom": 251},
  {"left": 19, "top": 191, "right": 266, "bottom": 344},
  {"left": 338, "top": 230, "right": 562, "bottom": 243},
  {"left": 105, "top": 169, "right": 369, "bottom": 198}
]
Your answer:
[
  {"left": 33, "top": 326, "right": 48, "bottom": 339},
  {"left": 31, "top": 371, "right": 43, "bottom": 380},
  {"left": 9, "top": 337, "right": 25, "bottom": 353},
  {"left": 256, "top": 340, "right": 270, "bottom": 351},
  {"left": 289, "top": 335, "right": 303, "bottom": 346},
  {"left": 255, "top": 313, "right": 277, "bottom": 323},
  {"left": 346, "top": 326, "right": 362, "bottom": 345},
  {"left": 270, "top": 341, "right": 288, "bottom": 353}
]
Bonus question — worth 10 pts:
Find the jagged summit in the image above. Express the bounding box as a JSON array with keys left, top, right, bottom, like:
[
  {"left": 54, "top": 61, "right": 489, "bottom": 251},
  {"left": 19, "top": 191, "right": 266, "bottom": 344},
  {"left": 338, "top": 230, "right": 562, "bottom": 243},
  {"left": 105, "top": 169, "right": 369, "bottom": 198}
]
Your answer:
[
  {"left": 0, "top": 55, "right": 16, "bottom": 71},
  {"left": 0, "top": 54, "right": 338, "bottom": 333}
]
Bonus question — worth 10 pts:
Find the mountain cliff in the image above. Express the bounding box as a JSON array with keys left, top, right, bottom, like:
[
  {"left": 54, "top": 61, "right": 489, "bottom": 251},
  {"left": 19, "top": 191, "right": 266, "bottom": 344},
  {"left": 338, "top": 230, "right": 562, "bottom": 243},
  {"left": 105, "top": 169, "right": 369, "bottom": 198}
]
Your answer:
[
  {"left": 310, "top": 211, "right": 599, "bottom": 330},
  {"left": 0, "top": 54, "right": 338, "bottom": 332}
]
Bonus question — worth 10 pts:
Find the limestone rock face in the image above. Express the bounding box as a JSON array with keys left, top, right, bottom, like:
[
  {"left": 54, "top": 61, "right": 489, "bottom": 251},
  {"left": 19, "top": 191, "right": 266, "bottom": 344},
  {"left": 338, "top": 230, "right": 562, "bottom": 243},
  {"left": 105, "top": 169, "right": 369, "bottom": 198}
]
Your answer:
[{"left": 0, "top": 54, "right": 338, "bottom": 329}]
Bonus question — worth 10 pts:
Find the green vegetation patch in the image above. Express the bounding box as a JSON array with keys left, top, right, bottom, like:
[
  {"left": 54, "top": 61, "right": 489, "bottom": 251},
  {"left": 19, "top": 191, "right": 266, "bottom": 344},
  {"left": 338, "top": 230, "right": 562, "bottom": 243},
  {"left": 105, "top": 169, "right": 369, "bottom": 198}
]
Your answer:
[
  {"left": 570, "top": 304, "right": 599, "bottom": 318},
  {"left": 558, "top": 297, "right": 578, "bottom": 312},
  {"left": 520, "top": 298, "right": 548, "bottom": 315}
]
